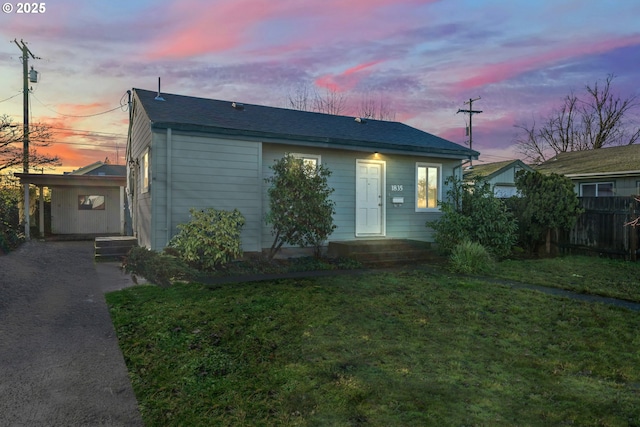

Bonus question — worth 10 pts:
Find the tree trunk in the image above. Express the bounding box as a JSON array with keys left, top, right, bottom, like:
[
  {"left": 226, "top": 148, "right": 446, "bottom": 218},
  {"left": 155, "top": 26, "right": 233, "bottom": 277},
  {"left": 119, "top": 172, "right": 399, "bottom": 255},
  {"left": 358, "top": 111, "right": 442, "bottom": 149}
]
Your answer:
[{"left": 546, "top": 228, "right": 551, "bottom": 254}]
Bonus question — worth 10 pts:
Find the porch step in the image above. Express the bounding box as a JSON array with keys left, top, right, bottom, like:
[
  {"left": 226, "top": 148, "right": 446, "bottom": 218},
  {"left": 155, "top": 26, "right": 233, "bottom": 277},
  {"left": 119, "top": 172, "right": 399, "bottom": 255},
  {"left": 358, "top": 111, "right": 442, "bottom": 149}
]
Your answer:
[
  {"left": 328, "top": 239, "right": 442, "bottom": 266},
  {"left": 94, "top": 236, "right": 138, "bottom": 260}
]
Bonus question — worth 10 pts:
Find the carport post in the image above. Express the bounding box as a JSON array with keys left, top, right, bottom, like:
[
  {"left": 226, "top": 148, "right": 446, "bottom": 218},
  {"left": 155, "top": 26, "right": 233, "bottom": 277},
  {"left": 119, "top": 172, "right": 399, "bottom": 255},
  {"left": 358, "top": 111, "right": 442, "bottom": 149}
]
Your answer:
[
  {"left": 39, "top": 185, "right": 44, "bottom": 238},
  {"left": 23, "top": 183, "right": 30, "bottom": 240}
]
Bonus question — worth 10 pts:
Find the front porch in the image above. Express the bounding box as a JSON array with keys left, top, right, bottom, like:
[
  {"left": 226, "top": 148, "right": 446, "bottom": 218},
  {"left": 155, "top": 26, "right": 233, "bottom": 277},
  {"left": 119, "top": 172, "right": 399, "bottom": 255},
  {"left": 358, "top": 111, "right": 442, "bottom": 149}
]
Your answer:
[{"left": 327, "top": 239, "right": 442, "bottom": 266}]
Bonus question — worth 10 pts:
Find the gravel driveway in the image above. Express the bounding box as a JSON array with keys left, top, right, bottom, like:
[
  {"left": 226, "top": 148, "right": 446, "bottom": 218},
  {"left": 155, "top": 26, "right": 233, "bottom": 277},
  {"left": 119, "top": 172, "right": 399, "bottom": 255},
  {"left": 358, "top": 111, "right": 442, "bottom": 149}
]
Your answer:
[{"left": 0, "top": 240, "right": 143, "bottom": 426}]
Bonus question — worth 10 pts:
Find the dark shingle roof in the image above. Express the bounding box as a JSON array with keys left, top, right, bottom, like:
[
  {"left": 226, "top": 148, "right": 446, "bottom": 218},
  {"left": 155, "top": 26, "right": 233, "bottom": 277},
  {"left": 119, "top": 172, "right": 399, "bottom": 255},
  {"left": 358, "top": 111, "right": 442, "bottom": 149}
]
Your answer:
[
  {"left": 85, "top": 164, "right": 126, "bottom": 176},
  {"left": 535, "top": 145, "right": 640, "bottom": 175},
  {"left": 464, "top": 159, "right": 533, "bottom": 180},
  {"left": 133, "top": 88, "right": 478, "bottom": 159}
]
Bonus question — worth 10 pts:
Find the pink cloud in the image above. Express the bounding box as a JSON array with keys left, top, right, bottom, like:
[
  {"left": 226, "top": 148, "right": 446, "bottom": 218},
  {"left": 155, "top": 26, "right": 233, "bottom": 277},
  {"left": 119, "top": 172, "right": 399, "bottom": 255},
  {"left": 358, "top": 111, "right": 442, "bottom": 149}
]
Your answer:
[
  {"left": 458, "top": 34, "right": 640, "bottom": 90},
  {"left": 145, "top": 0, "right": 284, "bottom": 60},
  {"left": 314, "top": 61, "right": 383, "bottom": 92},
  {"left": 145, "top": 0, "right": 438, "bottom": 60}
]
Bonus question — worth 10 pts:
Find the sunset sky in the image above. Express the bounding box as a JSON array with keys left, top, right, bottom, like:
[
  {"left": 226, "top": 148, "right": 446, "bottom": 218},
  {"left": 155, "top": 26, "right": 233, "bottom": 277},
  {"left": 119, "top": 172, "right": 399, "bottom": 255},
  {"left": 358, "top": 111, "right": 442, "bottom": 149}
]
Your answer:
[{"left": 1, "top": 0, "right": 639, "bottom": 172}]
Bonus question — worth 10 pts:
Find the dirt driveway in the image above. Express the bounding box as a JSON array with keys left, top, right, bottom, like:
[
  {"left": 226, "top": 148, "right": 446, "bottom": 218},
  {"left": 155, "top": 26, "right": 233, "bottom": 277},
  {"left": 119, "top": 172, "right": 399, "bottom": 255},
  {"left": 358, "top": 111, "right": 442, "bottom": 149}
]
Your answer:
[{"left": 0, "top": 240, "right": 143, "bottom": 426}]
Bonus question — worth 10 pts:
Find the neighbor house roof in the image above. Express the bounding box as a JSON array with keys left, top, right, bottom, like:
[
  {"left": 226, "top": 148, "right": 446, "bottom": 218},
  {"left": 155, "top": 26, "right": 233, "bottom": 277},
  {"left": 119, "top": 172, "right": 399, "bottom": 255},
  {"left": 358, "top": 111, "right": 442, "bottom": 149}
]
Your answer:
[
  {"left": 67, "top": 161, "right": 126, "bottom": 177},
  {"left": 133, "top": 88, "right": 479, "bottom": 159},
  {"left": 463, "top": 159, "right": 533, "bottom": 181},
  {"left": 535, "top": 145, "right": 640, "bottom": 178}
]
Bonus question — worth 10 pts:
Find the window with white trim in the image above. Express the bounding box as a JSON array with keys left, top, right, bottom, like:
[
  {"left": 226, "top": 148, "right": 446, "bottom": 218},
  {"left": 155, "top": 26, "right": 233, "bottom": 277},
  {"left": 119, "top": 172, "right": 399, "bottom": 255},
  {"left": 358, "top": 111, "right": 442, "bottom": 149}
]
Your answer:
[
  {"left": 291, "top": 153, "right": 321, "bottom": 175},
  {"left": 291, "top": 153, "right": 321, "bottom": 167},
  {"left": 580, "top": 182, "right": 614, "bottom": 197},
  {"left": 416, "top": 163, "right": 441, "bottom": 211},
  {"left": 141, "top": 149, "right": 150, "bottom": 193}
]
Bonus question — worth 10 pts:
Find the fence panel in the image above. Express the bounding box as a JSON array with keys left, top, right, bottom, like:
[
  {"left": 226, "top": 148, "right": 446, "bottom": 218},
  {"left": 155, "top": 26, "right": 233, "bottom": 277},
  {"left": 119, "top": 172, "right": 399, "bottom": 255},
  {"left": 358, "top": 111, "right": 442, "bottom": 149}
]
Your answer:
[{"left": 560, "top": 196, "right": 640, "bottom": 260}]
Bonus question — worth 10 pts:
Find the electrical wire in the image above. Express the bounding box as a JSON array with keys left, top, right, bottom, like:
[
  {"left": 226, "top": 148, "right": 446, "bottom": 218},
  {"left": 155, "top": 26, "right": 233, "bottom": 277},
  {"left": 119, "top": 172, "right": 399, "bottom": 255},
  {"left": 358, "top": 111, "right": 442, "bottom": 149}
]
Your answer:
[
  {"left": 31, "top": 93, "right": 128, "bottom": 118},
  {"left": 0, "top": 92, "right": 22, "bottom": 104},
  {"left": 48, "top": 126, "right": 127, "bottom": 137}
]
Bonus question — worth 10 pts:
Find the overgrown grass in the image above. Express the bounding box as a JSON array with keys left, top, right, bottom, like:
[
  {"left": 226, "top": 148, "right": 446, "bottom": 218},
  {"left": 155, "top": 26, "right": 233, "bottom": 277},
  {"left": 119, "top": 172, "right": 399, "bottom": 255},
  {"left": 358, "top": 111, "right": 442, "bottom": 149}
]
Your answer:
[
  {"left": 107, "top": 267, "right": 640, "bottom": 426},
  {"left": 488, "top": 255, "right": 640, "bottom": 302}
]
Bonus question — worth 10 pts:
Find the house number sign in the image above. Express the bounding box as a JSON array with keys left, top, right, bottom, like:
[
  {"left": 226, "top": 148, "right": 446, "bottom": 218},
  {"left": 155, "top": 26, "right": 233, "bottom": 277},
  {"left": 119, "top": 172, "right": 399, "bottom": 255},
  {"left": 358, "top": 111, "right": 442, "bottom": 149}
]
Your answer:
[{"left": 391, "top": 185, "right": 403, "bottom": 192}]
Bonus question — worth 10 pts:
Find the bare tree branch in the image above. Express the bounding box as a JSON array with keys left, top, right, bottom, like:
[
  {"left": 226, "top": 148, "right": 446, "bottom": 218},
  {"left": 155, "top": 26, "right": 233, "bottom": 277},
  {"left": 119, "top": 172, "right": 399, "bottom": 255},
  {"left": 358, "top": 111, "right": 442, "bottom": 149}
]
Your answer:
[
  {"left": 0, "top": 114, "right": 60, "bottom": 172},
  {"left": 515, "top": 75, "right": 640, "bottom": 163}
]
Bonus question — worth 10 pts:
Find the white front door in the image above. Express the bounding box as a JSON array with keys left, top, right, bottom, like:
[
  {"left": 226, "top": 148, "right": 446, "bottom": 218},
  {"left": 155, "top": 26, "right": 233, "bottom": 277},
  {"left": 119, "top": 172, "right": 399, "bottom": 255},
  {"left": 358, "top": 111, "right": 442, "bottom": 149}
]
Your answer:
[{"left": 356, "top": 159, "right": 385, "bottom": 236}]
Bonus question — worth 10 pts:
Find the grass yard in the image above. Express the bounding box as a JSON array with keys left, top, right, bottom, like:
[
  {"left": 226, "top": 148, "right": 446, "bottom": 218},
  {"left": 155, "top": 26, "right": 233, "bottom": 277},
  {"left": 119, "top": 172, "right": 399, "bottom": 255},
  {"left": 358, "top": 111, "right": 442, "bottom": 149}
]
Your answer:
[
  {"left": 107, "top": 257, "right": 640, "bottom": 427},
  {"left": 488, "top": 255, "right": 640, "bottom": 302}
]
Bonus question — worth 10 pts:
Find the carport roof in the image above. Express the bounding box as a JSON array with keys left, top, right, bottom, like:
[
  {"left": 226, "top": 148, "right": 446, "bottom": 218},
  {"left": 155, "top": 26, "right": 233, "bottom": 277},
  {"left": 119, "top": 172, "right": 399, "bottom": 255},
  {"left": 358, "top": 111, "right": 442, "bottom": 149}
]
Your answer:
[{"left": 14, "top": 173, "right": 125, "bottom": 187}]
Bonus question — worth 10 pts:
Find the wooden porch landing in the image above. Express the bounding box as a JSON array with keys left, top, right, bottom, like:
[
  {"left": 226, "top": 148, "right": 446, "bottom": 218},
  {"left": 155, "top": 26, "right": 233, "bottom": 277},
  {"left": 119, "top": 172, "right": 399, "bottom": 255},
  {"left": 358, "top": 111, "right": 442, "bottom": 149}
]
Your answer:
[{"left": 327, "top": 239, "right": 442, "bottom": 266}]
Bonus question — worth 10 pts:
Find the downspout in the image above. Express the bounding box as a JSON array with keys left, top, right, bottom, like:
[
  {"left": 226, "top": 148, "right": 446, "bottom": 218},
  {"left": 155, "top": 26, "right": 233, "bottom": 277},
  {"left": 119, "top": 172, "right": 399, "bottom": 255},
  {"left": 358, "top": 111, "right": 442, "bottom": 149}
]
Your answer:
[
  {"left": 452, "top": 157, "right": 473, "bottom": 180},
  {"left": 166, "top": 127, "right": 172, "bottom": 246}
]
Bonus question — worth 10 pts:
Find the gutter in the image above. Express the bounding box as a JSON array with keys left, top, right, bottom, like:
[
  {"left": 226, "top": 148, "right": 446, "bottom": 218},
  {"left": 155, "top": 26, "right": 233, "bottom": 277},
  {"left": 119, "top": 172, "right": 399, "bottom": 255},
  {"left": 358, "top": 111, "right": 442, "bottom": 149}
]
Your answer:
[{"left": 149, "top": 122, "right": 479, "bottom": 160}]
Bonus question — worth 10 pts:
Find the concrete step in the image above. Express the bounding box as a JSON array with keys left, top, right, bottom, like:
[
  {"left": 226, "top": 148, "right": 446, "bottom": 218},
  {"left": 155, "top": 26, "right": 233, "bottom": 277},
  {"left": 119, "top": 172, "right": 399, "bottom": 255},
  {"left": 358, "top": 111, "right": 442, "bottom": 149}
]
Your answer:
[
  {"left": 328, "top": 239, "right": 441, "bottom": 266},
  {"left": 94, "top": 236, "right": 137, "bottom": 259}
]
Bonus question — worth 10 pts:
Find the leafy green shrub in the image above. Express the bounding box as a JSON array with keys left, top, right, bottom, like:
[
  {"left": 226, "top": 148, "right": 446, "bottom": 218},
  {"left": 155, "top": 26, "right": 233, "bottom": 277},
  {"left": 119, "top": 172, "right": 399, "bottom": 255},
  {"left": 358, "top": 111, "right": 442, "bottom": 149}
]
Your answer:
[
  {"left": 169, "top": 208, "right": 245, "bottom": 271},
  {"left": 0, "top": 187, "right": 23, "bottom": 254},
  {"left": 265, "top": 154, "right": 336, "bottom": 259},
  {"left": 513, "top": 170, "right": 583, "bottom": 254},
  {"left": 449, "top": 240, "right": 493, "bottom": 274},
  {"left": 122, "top": 246, "right": 196, "bottom": 287},
  {"left": 428, "top": 176, "right": 517, "bottom": 258}
]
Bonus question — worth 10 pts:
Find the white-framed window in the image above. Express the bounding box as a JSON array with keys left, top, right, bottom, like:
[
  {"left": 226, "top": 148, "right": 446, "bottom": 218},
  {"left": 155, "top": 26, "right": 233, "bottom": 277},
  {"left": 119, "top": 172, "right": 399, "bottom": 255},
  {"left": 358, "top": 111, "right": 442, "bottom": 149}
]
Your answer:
[
  {"left": 291, "top": 153, "right": 321, "bottom": 168},
  {"left": 141, "top": 149, "right": 150, "bottom": 193},
  {"left": 580, "top": 182, "right": 614, "bottom": 197},
  {"left": 291, "top": 153, "right": 321, "bottom": 176},
  {"left": 416, "top": 162, "right": 441, "bottom": 211}
]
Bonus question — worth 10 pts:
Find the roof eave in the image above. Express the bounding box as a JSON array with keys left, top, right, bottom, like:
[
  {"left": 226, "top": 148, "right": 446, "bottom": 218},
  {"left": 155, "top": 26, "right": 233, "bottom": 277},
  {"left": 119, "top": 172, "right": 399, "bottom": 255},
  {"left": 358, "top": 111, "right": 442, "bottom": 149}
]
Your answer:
[
  {"left": 151, "top": 121, "right": 478, "bottom": 159},
  {"left": 565, "top": 170, "right": 640, "bottom": 179}
]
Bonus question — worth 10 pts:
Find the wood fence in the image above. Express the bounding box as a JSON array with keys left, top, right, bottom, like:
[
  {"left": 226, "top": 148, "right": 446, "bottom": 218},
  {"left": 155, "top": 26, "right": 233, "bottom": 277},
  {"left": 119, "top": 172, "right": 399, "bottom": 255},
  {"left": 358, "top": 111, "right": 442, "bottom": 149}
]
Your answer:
[{"left": 559, "top": 197, "right": 640, "bottom": 260}]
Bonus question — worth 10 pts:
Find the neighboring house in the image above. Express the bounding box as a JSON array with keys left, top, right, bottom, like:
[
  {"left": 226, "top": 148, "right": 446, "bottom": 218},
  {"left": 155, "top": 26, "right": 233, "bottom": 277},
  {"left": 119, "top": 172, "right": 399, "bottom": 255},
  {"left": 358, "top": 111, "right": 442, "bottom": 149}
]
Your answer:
[
  {"left": 15, "top": 161, "right": 127, "bottom": 237},
  {"left": 463, "top": 159, "right": 534, "bottom": 197},
  {"left": 535, "top": 145, "right": 640, "bottom": 197},
  {"left": 126, "top": 88, "right": 478, "bottom": 252}
]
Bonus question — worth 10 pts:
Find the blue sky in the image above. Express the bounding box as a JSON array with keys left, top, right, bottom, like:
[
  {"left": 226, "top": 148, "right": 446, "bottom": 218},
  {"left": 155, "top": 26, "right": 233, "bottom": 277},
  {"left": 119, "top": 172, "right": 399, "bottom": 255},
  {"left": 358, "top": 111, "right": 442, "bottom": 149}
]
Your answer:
[{"left": 1, "top": 0, "right": 639, "bottom": 170}]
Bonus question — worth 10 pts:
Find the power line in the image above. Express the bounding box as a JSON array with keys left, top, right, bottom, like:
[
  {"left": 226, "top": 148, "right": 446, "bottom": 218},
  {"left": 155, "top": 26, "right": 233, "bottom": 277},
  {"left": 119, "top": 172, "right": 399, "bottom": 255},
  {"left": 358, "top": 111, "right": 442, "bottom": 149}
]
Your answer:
[
  {"left": 31, "top": 93, "right": 127, "bottom": 118},
  {"left": 0, "top": 92, "right": 22, "bottom": 104},
  {"left": 48, "top": 126, "right": 126, "bottom": 137}
]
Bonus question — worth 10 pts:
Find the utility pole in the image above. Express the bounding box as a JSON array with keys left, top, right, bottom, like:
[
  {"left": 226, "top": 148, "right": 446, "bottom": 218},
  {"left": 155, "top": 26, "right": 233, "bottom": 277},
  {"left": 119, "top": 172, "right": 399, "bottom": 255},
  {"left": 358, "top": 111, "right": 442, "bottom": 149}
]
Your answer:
[
  {"left": 13, "top": 39, "right": 40, "bottom": 240},
  {"left": 457, "top": 97, "right": 482, "bottom": 168}
]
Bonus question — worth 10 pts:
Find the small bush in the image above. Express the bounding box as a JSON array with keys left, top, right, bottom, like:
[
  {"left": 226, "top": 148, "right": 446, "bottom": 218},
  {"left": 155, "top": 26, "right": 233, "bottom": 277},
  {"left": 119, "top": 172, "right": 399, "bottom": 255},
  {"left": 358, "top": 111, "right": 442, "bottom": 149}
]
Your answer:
[
  {"left": 428, "top": 176, "right": 517, "bottom": 258},
  {"left": 449, "top": 240, "right": 493, "bottom": 274},
  {"left": 169, "top": 208, "right": 245, "bottom": 271},
  {"left": 0, "top": 188, "right": 24, "bottom": 254},
  {"left": 122, "top": 246, "right": 196, "bottom": 287}
]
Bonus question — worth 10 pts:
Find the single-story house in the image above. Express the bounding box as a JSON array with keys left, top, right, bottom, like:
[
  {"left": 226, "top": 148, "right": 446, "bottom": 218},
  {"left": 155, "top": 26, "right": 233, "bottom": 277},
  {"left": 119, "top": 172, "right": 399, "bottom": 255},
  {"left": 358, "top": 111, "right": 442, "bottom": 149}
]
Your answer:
[
  {"left": 535, "top": 145, "right": 640, "bottom": 197},
  {"left": 463, "top": 159, "right": 534, "bottom": 197},
  {"left": 15, "top": 161, "right": 127, "bottom": 237},
  {"left": 126, "top": 88, "right": 478, "bottom": 252}
]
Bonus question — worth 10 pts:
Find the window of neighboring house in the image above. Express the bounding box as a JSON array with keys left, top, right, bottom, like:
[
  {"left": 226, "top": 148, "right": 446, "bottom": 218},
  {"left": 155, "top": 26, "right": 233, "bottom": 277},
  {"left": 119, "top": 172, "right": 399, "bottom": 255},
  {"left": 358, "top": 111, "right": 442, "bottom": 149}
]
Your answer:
[
  {"left": 416, "top": 163, "right": 441, "bottom": 211},
  {"left": 580, "top": 182, "right": 614, "bottom": 197},
  {"left": 141, "top": 149, "right": 150, "bottom": 193},
  {"left": 78, "top": 195, "right": 105, "bottom": 210}
]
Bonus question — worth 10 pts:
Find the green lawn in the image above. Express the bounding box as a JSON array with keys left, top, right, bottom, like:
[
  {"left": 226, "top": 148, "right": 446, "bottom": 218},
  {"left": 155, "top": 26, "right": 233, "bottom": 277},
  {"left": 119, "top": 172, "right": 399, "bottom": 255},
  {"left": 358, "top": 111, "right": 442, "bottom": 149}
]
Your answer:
[
  {"left": 488, "top": 255, "right": 640, "bottom": 302},
  {"left": 107, "top": 257, "right": 640, "bottom": 426}
]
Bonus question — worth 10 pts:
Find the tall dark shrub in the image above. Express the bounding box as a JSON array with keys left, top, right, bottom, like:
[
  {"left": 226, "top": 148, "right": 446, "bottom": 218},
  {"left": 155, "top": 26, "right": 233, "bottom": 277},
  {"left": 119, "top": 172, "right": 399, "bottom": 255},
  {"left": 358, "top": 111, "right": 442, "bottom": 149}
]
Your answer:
[
  {"left": 514, "top": 170, "right": 583, "bottom": 254},
  {"left": 265, "top": 154, "right": 336, "bottom": 259}
]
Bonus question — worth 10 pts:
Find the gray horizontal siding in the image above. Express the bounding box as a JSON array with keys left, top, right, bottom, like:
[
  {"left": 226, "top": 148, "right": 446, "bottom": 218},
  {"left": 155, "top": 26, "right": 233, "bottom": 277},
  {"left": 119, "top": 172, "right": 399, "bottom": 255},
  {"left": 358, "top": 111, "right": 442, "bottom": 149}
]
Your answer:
[
  {"left": 261, "top": 143, "right": 460, "bottom": 248},
  {"left": 130, "top": 101, "right": 153, "bottom": 248},
  {"left": 151, "top": 131, "right": 262, "bottom": 251}
]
